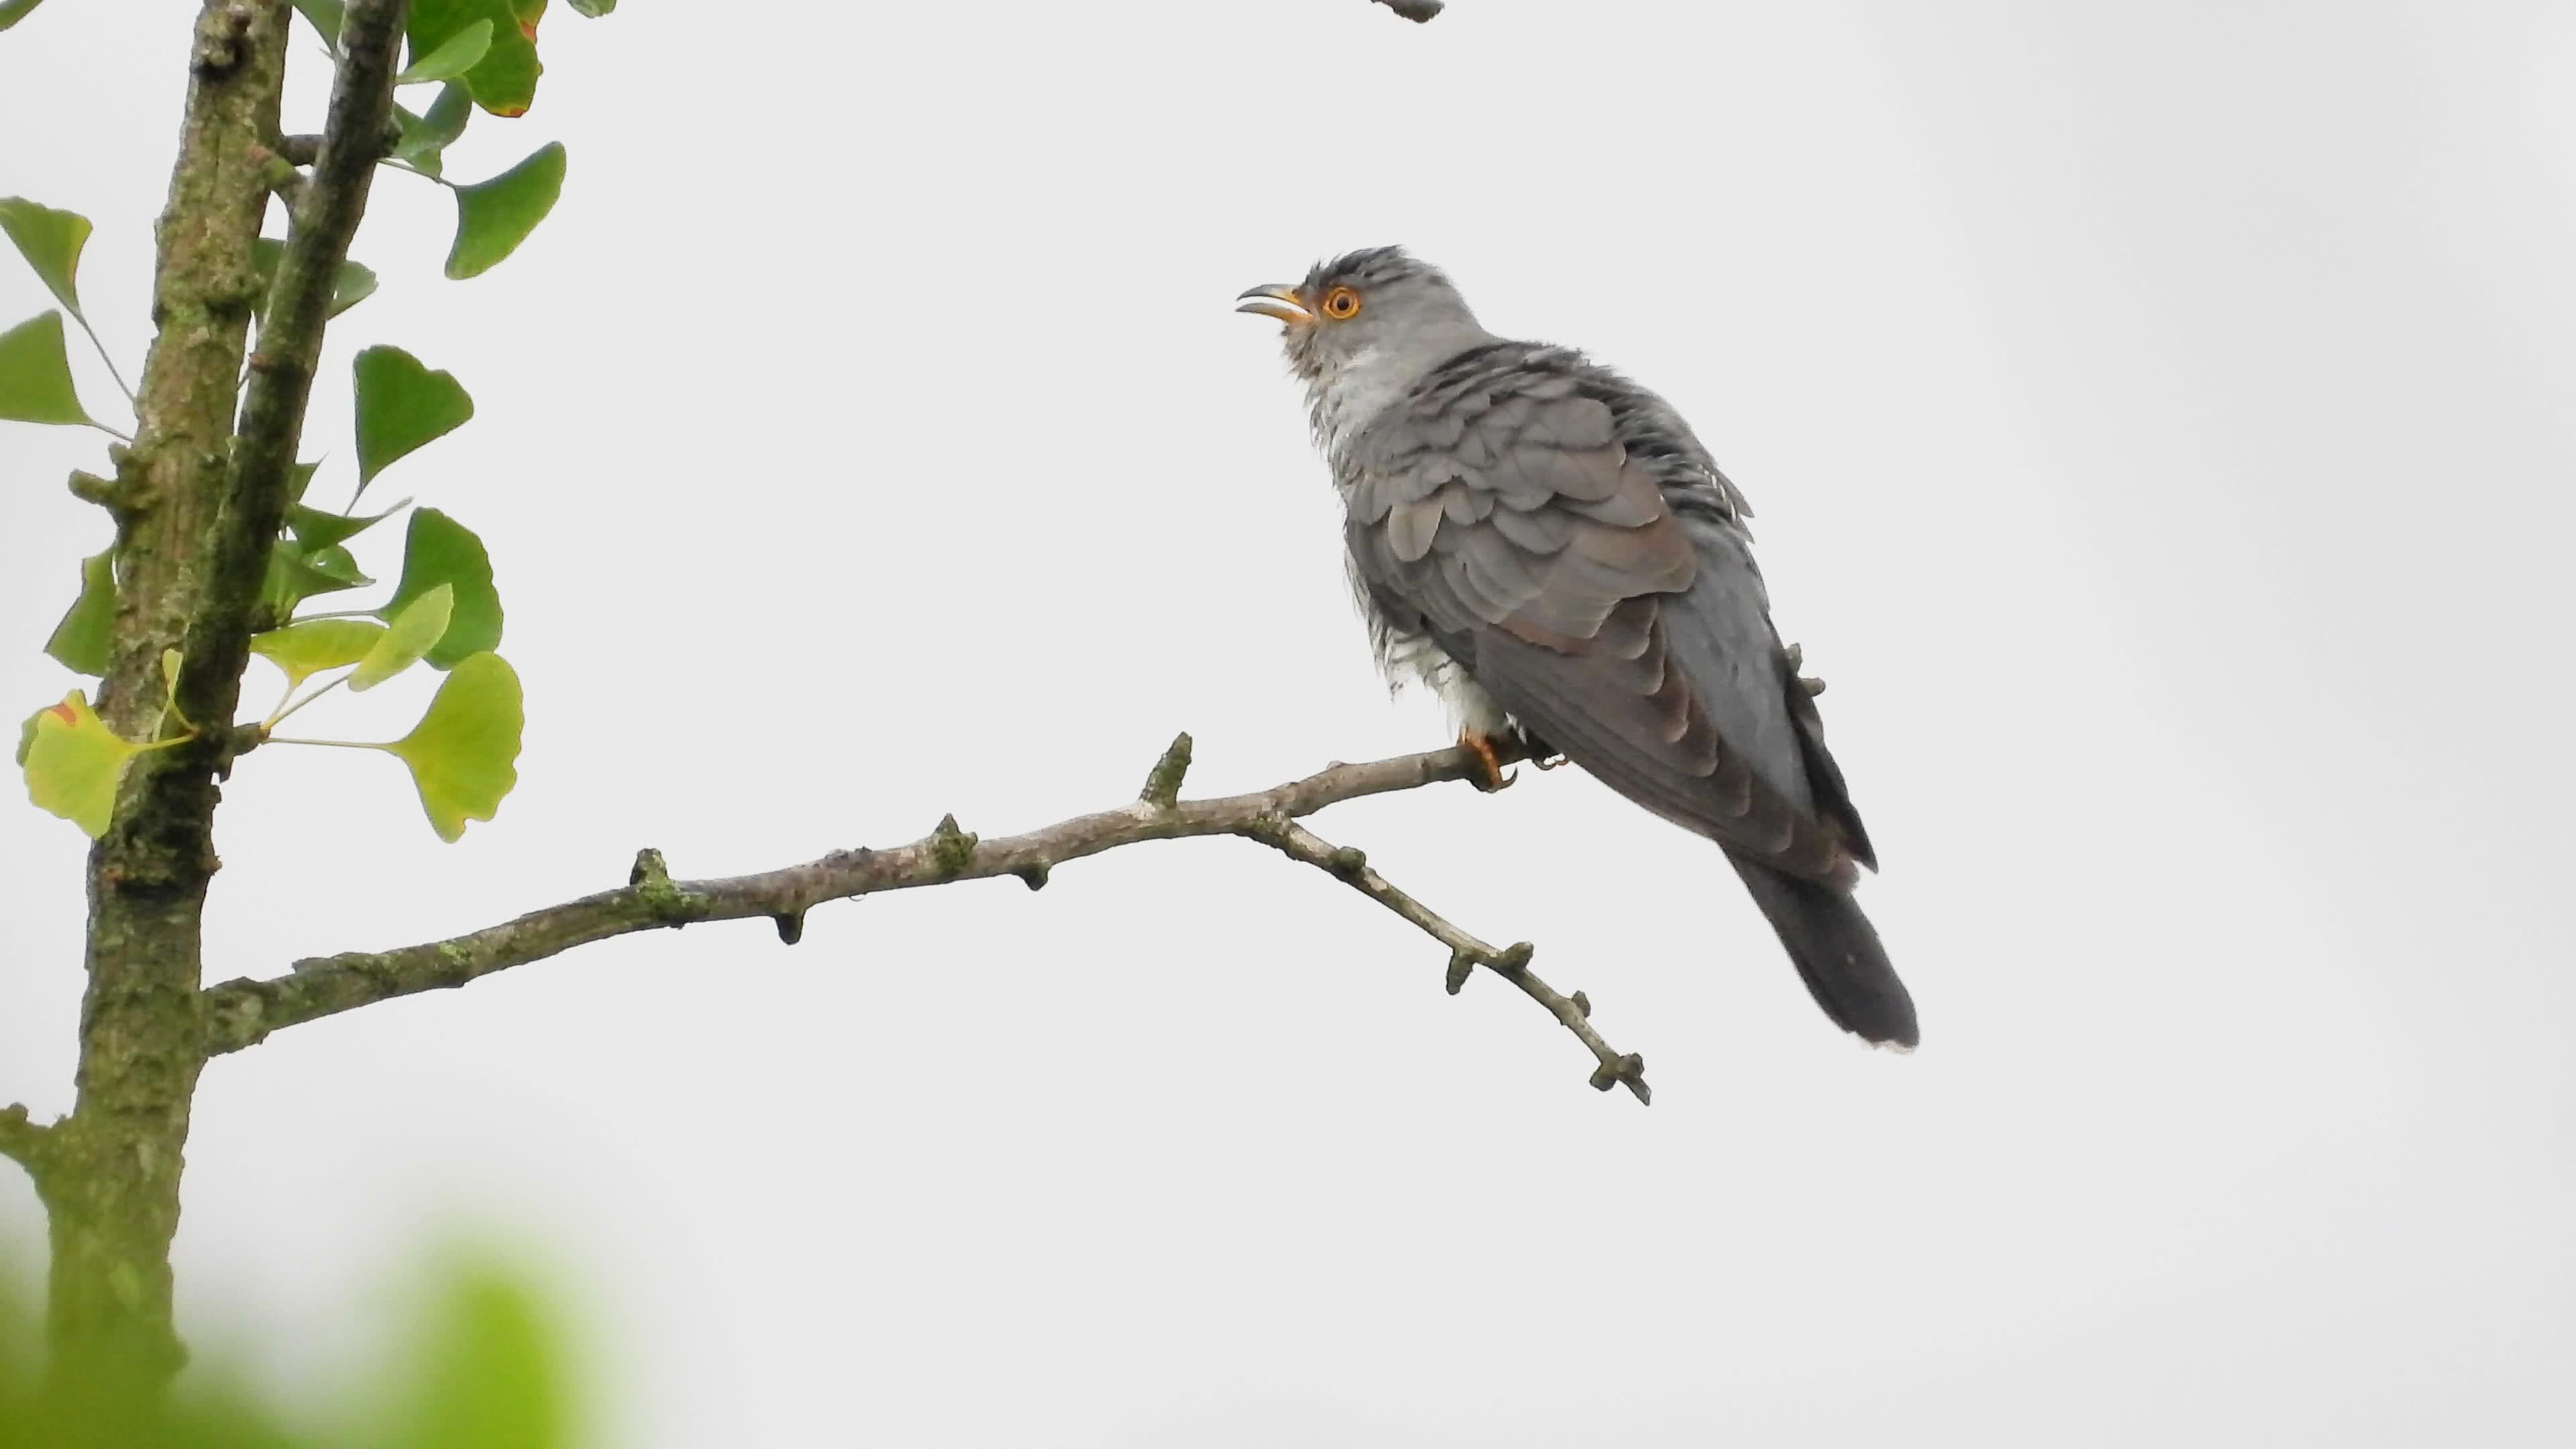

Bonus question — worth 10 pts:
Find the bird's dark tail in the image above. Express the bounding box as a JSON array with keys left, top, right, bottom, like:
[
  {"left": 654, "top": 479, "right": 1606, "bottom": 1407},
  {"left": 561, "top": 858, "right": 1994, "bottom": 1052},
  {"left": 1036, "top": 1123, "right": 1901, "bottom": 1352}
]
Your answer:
[{"left": 1726, "top": 855, "right": 1919, "bottom": 1048}]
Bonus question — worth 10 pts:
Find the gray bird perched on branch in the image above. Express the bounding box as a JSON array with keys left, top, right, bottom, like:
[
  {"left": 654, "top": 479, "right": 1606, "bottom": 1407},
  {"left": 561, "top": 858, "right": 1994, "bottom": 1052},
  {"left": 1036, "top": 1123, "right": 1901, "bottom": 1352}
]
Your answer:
[{"left": 1238, "top": 248, "right": 1918, "bottom": 1048}]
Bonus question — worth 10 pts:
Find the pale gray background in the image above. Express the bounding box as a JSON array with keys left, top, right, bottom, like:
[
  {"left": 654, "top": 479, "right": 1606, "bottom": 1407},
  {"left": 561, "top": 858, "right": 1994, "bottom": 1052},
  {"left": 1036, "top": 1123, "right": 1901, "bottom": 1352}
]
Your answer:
[{"left": 3, "top": 1, "right": 2571, "bottom": 1444}]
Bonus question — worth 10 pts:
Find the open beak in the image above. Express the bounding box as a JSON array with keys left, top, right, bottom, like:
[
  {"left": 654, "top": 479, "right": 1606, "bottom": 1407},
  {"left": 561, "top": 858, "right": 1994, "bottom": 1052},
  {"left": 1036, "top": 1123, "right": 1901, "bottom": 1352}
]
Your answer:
[{"left": 1236, "top": 283, "right": 1311, "bottom": 325}]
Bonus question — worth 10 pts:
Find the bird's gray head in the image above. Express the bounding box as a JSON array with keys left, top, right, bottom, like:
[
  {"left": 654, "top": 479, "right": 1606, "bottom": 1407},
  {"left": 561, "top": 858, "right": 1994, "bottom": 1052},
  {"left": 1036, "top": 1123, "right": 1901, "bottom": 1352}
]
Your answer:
[{"left": 1236, "top": 246, "right": 1491, "bottom": 388}]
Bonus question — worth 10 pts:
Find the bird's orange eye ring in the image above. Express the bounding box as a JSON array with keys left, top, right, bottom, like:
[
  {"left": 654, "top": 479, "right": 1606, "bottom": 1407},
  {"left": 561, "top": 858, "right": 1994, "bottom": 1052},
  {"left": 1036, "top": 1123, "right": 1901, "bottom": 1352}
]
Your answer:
[{"left": 1322, "top": 286, "right": 1362, "bottom": 319}]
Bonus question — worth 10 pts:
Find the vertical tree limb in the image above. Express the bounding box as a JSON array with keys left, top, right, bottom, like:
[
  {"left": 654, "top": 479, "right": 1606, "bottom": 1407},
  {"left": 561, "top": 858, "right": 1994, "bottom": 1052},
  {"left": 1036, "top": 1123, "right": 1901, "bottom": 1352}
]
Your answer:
[{"left": 45, "top": 0, "right": 407, "bottom": 1384}]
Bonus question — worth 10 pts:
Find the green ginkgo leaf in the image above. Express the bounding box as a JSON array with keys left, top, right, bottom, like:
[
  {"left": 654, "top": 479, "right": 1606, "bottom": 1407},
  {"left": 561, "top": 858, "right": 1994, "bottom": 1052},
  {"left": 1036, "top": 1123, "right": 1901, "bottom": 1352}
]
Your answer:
[
  {"left": 352, "top": 345, "right": 473, "bottom": 496},
  {"left": 409, "top": 0, "right": 542, "bottom": 117},
  {"left": 0, "top": 311, "right": 95, "bottom": 427},
  {"left": 286, "top": 498, "right": 406, "bottom": 551},
  {"left": 250, "top": 239, "right": 379, "bottom": 320},
  {"left": 44, "top": 548, "right": 114, "bottom": 676},
  {"left": 291, "top": 0, "right": 343, "bottom": 44},
  {"left": 380, "top": 508, "right": 501, "bottom": 667},
  {"left": 394, "top": 83, "right": 474, "bottom": 177},
  {"left": 398, "top": 17, "right": 490, "bottom": 84},
  {"left": 21, "top": 690, "right": 140, "bottom": 838},
  {"left": 250, "top": 618, "right": 388, "bottom": 690},
  {"left": 263, "top": 539, "right": 375, "bottom": 614},
  {"left": 0, "top": 197, "right": 91, "bottom": 319},
  {"left": 353, "top": 584, "right": 454, "bottom": 692},
  {"left": 383, "top": 1264, "right": 572, "bottom": 1448},
  {"left": 447, "top": 142, "right": 564, "bottom": 280},
  {"left": 384, "top": 651, "right": 522, "bottom": 842}
]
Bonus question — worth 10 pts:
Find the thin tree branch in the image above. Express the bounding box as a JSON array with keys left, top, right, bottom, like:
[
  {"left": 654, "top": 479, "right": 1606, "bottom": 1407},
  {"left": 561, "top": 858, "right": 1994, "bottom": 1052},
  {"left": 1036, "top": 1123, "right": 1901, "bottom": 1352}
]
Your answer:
[
  {"left": 1373, "top": 0, "right": 1445, "bottom": 20},
  {"left": 200, "top": 735, "right": 1651, "bottom": 1102},
  {"left": 222, "top": 0, "right": 403, "bottom": 651}
]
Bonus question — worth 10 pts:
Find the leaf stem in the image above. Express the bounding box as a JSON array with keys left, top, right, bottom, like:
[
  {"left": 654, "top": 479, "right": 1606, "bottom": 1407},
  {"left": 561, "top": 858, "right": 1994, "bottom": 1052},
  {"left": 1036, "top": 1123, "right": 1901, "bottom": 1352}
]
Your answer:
[
  {"left": 265, "top": 672, "right": 350, "bottom": 731},
  {"left": 378, "top": 157, "right": 454, "bottom": 188},
  {"left": 87, "top": 417, "right": 135, "bottom": 443},
  {"left": 262, "top": 735, "right": 385, "bottom": 751},
  {"left": 68, "top": 311, "right": 140, "bottom": 412}
]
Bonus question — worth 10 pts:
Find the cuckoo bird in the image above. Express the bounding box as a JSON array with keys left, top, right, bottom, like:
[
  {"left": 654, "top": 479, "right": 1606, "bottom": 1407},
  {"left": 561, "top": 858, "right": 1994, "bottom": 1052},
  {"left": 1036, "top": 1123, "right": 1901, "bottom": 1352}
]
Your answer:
[{"left": 1238, "top": 247, "right": 1919, "bottom": 1048}]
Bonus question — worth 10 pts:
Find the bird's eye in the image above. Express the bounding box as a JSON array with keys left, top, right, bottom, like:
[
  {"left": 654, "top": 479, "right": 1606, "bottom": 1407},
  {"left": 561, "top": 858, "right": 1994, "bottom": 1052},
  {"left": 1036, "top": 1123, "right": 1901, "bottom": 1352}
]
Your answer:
[{"left": 1322, "top": 286, "right": 1362, "bottom": 319}]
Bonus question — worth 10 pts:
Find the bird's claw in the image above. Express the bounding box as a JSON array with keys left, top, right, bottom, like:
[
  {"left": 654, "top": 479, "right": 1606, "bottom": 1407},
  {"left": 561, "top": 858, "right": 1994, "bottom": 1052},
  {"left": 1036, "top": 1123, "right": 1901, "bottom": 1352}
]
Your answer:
[
  {"left": 1460, "top": 731, "right": 1516, "bottom": 792},
  {"left": 1515, "top": 727, "right": 1568, "bottom": 771},
  {"left": 1785, "top": 642, "right": 1825, "bottom": 696}
]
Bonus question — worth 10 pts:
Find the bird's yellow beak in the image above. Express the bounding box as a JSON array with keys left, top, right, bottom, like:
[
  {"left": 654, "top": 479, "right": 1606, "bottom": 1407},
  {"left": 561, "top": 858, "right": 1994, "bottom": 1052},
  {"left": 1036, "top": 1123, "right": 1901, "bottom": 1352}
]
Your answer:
[{"left": 1236, "top": 283, "right": 1311, "bottom": 325}]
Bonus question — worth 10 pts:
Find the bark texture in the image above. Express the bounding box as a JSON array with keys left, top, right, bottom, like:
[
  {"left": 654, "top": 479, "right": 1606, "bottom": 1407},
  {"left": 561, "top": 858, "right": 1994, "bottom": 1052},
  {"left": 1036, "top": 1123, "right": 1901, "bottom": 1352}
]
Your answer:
[
  {"left": 38, "top": 0, "right": 407, "bottom": 1381},
  {"left": 43, "top": 0, "right": 294, "bottom": 1379}
]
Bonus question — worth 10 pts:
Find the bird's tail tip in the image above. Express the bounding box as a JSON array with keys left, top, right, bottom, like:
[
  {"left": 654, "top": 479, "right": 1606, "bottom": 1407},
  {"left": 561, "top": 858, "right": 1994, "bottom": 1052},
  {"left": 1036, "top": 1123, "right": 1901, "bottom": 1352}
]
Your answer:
[{"left": 1727, "top": 855, "right": 1920, "bottom": 1049}]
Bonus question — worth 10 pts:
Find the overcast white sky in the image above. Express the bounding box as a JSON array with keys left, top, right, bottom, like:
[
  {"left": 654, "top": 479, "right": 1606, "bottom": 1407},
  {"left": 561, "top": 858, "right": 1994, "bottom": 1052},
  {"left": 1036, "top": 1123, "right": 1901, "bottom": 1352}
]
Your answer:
[{"left": 4, "top": 0, "right": 2573, "bottom": 1443}]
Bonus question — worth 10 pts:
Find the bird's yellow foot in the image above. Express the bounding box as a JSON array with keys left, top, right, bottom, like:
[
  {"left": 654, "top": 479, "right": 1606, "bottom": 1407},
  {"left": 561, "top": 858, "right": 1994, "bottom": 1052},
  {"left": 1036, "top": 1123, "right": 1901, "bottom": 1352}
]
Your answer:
[{"left": 1460, "top": 731, "right": 1515, "bottom": 792}]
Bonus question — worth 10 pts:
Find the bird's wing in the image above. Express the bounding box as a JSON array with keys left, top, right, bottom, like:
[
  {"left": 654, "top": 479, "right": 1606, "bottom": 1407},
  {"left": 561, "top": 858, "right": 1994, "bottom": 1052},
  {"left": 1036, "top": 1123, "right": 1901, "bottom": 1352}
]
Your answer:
[{"left": 1346, "top": 369, "right": 1872, "bottom": 885}]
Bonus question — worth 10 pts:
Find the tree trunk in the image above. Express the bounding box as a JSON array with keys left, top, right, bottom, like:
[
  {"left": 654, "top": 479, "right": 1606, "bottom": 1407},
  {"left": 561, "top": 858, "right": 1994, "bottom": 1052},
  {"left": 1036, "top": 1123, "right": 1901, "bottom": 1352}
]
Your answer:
[{"left": 39, "top": 0, "right": 292, "bottom": 1381}]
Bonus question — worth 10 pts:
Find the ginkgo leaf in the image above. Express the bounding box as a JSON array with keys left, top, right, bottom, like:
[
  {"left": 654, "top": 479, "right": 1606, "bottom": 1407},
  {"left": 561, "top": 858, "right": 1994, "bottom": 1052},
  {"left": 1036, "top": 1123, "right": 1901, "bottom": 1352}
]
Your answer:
[
  {"left": 250, "top": 239, "right": 378, "bottom": 319},
  {"left": 0, "top": 197, "right": 91, "bottom": 319},
  {"left": 286, "top": 498, "right": 406, "bottom": 551},
  {"left": 394, "top": 83, "right": 474, "bottom": 176},
  {"left": 384, "top": 652, "right": 522, "bottom": 842},
  {"left": 262, "top": 539, "right": 374, "bottom": 614},
  {"left": 352, "top": 584, "right": 453, "bottom": 692},
  {"left": 352, "top": 345, "right": 472, "bottom": 496},
  {"left": 0, "top": 311, "right": 95, "bottom": 427},
  {"left": 44, "top": 548, "right": 113, "bottom": 675},
  {"left": 291, "top": 0, "right": 343, "bottom": 44},
  {"left": 380, "top": 508, "right": 500, "bottom": 667},
  {"left": 397, "top": 17, "right": 490, "bottom": 85},
  {"left": 408, "top": 0, "right": 541, "bottom": 117},
  {"left": 250, "top": 619, "right": 387, "bottom": 690},
  {"left": 447, "top": 142, "right": 564, "bottom": 280},
  {"left": 21, "top": 690, "right": 139, "bottom": 838},
  {"left": 382, "top": 1263, "right": 572, "bottom": 1448}
]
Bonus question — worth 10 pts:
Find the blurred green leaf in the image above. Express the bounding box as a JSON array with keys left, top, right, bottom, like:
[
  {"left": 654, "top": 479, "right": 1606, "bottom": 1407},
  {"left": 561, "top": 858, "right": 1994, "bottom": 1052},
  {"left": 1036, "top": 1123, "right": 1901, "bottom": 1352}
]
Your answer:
[
  {"left": 288, "top": 459, "right": 321, "bottom": 505},
  {"left": 0, "top": 197, "right": 91, "bottom": 318},
  {"left": 44, "top": 549, "right": 113, "bottom": 676},
  {"left": 446, "top": 143, "right": 564, "bottom": 280},
  {"left": 286, "top": 498, "right": 405, "bottom": 551},
  {"left": 21, "top": 690, "right": 138, "bottom": 838},
  {"left": 380, "top": 507, "right": 502, "bottom": 667},
  {"left": 394, "top": 83, "right": 474, "bottom": 176},
  {"left": 354, "top": 584, "right": 453, "bottom": 692},
  {"left": 398, "top": 17, "right": 490, "bottom": 84},
  {"left": 250, "top": 239, "right": 378, "bottom": 320},
  {"left": 0, "top": 311, "right": 95, "bottom": 427},
  {"left": 262, "top": 539, "right": 374, "bottom": 615},
  {"left": 352, "top": 345, "right": 473, "bottom": 496},
  {"left": 386, "top": 653, "right": 522, "bottom": 843},
  {"left": 0, "top": 0, "right": 50, "bottom": 35},
  {"left": 250, "top": 619, "right": 386, "bottom": 690},
  {"left": 568, "top": 0, "right": 614, "bottom": 15},
  {"left": 290, "top": 0, "right": 343, "bottom": 44},
  {"left": 382, "top": 1263, "right": 570, "bottom": 1448},
  {"left": 1, "top": 1248, "right": 587, "bottom": 1449},
  {"left": 410, "top": 0, "right": 542, "bottom": 117}
]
